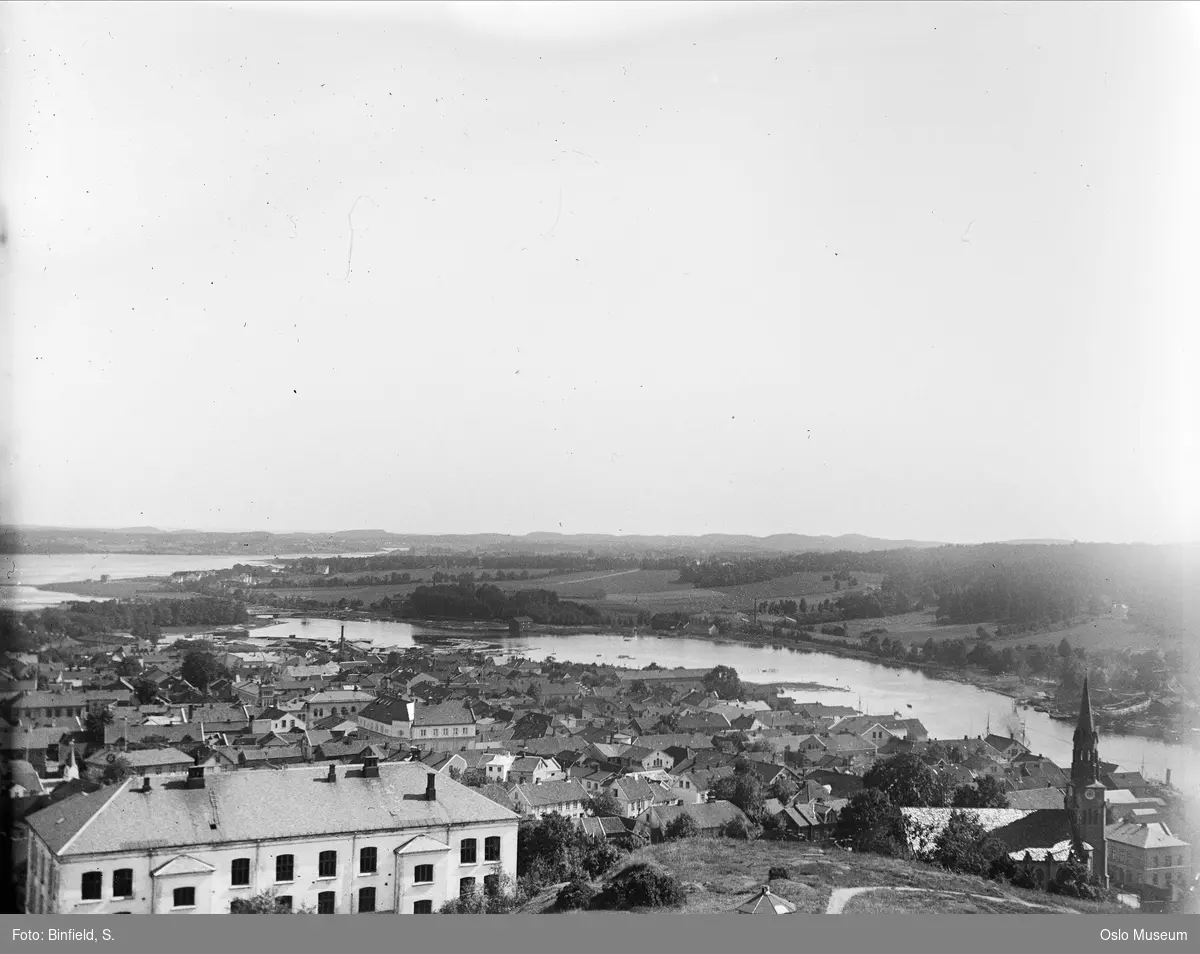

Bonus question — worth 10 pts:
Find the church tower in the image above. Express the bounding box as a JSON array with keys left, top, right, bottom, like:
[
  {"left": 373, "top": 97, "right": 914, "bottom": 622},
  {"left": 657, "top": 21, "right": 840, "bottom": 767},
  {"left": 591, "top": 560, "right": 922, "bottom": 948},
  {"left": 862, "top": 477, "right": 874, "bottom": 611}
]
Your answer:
[{"left": 1065, "top": 677, "right": 1108, "bottom": 887}]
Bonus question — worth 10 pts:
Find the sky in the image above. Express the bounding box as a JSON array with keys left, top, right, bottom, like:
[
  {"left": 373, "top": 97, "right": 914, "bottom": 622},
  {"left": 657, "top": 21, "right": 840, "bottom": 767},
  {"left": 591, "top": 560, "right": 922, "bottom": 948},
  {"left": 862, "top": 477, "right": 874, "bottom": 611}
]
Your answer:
[{"left": 2, "top": 1, "right": 1197, "bottom": 544}]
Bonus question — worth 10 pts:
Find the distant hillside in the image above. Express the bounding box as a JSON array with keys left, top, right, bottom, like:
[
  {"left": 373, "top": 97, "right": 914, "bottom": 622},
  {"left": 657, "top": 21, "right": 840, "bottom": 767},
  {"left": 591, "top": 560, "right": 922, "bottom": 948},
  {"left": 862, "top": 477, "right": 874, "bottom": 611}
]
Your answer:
[{"left": 1, "top": 526, "right": 940, "bottom": 556}]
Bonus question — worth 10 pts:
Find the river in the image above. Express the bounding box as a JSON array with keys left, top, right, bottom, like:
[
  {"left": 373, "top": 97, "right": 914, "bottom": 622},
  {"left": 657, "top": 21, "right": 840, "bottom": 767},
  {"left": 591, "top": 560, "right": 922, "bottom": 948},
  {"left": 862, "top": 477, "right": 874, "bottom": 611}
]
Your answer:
[{"left": 7, "top": 554, "right": 1198, "bottom": 811}]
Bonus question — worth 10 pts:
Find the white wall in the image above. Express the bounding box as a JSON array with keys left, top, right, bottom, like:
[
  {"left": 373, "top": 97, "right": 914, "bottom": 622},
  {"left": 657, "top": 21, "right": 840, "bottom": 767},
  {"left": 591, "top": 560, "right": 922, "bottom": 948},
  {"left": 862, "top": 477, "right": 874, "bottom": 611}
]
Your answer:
[{"left": 30, "top": 818, "right": 518, "bottom": 914}]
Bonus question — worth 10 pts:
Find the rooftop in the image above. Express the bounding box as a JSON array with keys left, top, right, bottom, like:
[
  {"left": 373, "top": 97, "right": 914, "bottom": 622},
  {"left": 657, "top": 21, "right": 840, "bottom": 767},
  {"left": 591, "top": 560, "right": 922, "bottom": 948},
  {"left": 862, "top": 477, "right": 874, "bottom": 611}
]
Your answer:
[{"left": 25, "top": 762, "right": 517, "bottom": 858}]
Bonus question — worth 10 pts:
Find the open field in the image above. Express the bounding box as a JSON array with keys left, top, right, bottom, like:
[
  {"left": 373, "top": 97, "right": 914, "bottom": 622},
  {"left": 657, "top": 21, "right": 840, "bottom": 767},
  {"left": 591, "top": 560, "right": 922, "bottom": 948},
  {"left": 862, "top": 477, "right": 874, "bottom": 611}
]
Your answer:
[
  {"left": 38, "top": 579, "right": 186, "bottom": 600},
  {"left": 718, "top": 571, "right": 886, "bottom": 605},
  {"left": 519, "top": 839, "right": 1120, "bottom": 914},
  {"left": 841, "top": 609, "right": 1190, "bottom": 657}
]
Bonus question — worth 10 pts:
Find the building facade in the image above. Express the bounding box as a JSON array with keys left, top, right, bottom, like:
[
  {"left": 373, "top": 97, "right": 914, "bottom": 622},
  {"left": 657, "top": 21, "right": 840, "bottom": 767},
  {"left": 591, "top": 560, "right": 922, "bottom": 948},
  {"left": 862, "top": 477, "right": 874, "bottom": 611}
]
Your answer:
[{"left": 23, "top": 759, "right": 518, "bottom": 915}]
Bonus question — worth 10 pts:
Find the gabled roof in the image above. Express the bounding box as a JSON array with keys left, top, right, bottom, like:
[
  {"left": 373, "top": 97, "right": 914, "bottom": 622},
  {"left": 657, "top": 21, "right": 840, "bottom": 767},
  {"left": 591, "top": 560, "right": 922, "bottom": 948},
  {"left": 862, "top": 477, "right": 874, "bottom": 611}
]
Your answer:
[{"left": 512, "top": 779, "right": 589, "bottom": 808}]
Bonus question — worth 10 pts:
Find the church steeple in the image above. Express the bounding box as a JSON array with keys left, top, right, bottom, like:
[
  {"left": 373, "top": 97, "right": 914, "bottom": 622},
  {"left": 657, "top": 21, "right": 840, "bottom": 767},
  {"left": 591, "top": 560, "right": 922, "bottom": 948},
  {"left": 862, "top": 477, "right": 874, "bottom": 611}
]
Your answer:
[
  {"left": 1066, "top": 674, "right": 1108, "bottom": 888},
  {"left": 1071, "top": 676, "right": 1100, "bottom": 785}
]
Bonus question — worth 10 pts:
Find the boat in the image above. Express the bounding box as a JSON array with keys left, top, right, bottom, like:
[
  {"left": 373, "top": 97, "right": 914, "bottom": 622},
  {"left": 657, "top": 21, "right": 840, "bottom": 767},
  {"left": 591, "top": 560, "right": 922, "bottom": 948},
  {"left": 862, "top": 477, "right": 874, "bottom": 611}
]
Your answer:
[{"left": 906, "top": 704, "right": 912, "bottom": 709}]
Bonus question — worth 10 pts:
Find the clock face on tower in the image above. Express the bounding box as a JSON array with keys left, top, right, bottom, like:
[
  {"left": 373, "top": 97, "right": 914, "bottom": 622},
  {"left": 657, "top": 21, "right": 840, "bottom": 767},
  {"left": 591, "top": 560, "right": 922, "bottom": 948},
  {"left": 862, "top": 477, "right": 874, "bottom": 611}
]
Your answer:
[{"left": 1085, "top": 789, "right": 1096, "bottom": 801}]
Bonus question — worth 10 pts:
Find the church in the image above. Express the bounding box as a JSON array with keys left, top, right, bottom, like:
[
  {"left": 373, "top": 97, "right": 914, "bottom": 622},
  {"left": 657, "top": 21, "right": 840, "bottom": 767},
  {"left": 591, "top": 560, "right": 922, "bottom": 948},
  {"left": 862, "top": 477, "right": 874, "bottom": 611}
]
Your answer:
[{"left": 1062, "top": 676, "right": 1108, "bottom": 887}]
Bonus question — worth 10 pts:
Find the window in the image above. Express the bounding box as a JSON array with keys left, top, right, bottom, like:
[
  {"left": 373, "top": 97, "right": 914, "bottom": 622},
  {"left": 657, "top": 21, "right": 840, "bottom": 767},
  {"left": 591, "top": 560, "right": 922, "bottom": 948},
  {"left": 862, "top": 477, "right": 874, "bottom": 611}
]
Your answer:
[
  {"left": 413, "top": 864, "right": 433, "bottom": 884},
  {"left": 459, "top": 877, "right": 476, "bottom": 899},
  {"left": 231, "top": 858, "right": 250, "bottom": 886},
  {"left": 317, "top": 891, "right": 335, "bottom": 914},
  {"left": 173, "top": 887, "right": 196, "bottom": 908},
  {"left": 413, "top": 900, "right": 433, "bottom": 913},
  {"left": 420, "top": 730, "right": 427, "bottom": 737},
  {"left": 113, "top": 869, "right": 133, "bottom": 898},
  {"left": 360, "top": 847, "right": 377, "bottom": 874},
  {"left": 1152, "top": 874, "right": 1158, "bottom": 885},
  {"left": 81, "top": 871, "right": 102, "bottom": 901},
  {"left": 276, "top": 854, "right": 295, "bottom": 882},
  {"left": 319, "top": 850, "right": 338, "bottom": 878},
  {"left": 276, "top": 896, "right": 292, "bottom": 912},
  {"left": 460, "top": 839, "right": 477, "bottom": 864},
  {"left": 359, "top": 887, "right": 376, "bottom": 912},
  {"left": 483, "top": 874, "right": 499, "bottom": 895},
  {"left": 484, "top": 836, "right": 500, "bottom": 862},
  {"left": 443, "top": 728, "right": 449, "bottom": 736},
  {"left": 1152, "top": 854, "right": 1158, "bottom": 867}
]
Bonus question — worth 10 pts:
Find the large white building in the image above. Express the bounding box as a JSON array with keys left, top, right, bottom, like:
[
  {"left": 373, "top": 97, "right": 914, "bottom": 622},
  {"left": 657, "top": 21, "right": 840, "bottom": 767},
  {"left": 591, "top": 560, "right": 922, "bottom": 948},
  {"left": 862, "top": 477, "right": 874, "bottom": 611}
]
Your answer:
[{"left": 23, "top": 758, "right": 519, "bottom": 915}]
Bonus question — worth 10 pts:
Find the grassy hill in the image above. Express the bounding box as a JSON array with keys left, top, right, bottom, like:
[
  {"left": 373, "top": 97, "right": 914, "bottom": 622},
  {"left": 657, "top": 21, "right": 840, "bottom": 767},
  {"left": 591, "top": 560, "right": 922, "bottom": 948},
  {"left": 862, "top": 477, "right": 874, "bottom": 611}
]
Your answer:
[{"left": 520, "top": 840, "right": 1125, "bottom": 915}]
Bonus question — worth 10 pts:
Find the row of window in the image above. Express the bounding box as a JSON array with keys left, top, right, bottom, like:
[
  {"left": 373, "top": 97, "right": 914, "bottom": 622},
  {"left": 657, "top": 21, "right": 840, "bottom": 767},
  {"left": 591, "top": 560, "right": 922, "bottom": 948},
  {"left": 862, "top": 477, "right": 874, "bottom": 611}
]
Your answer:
[
  {"left": 79, "top": 837, "right": 502, "bottom": 901},
  {"left": 1112, "top": 868, "right": 1177, "bottom": 887},
  {"left": 222, "top": 876, "right": 497, "bottom": 914},
  {"left": 417, "top": 727, "right": 473, "bottom": 736}
]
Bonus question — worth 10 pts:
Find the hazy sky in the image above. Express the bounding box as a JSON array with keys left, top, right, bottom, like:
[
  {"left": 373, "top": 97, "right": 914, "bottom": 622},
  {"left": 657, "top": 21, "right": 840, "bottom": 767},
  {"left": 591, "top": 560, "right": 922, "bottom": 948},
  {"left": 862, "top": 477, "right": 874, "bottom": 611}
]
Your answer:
[{"left": 2, "top": 1, "right": 1197, "bottom": 543}]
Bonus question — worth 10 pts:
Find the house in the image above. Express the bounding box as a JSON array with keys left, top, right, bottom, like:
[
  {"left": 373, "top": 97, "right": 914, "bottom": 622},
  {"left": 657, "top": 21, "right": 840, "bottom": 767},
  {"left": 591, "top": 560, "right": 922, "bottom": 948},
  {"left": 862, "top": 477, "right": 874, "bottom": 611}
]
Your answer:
[
  {"left": 607, "top": 777, "right": 656, "bottom": 818},
  {"left": 249, "top": 707, "right": 304, "bottom": 735},
  {"left": 412, "top": 701, "right": 477, "bottom": 752},
  {"left": 510, "top": 779, "right": 590, "bottom": 820},
  {"left": 767, "top": 798, "right": 847, "bottom": 842},
  {"left": 984, "top": 734, "right": 1030, "bottom": 761},
  {"left": 480, "top": 753, "right": 516, "bottom": 784},
  {"left": 635, "top": 800, "right": 748, "bottom": 843},
  {"left": 23, "top": 759, "right": 519, "bottom": 915},
  {"left": 508, "top": 617, "right": 535, "bottom": 637},
  {"left": 84, "top": 747, "right": 198, "bottom": 779},
  {"left": 579, "top": 815, "right": 637, "bottom": 845},
  {"left": 301, "top": 689, "right": 375, "bottom": 724},
  {"left": 415, "top": 751, "right": 469, "bottom": 776},
  {"left": 1106, "top": 821, "right": 1192, "bottom": 904},
  {"left": 508, "top": 756, "right": 563, "bottom": 786},
  {"left": 356, "top": 695, "right": 415, "bottom": 742}
]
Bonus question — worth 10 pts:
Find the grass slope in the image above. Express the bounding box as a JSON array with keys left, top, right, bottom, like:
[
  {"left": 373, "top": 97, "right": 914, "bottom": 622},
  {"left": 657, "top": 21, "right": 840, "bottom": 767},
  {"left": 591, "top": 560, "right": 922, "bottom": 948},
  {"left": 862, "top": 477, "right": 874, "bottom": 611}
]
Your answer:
[{"left": 526, "top": 839, "right": 1122, "bottom": 915}]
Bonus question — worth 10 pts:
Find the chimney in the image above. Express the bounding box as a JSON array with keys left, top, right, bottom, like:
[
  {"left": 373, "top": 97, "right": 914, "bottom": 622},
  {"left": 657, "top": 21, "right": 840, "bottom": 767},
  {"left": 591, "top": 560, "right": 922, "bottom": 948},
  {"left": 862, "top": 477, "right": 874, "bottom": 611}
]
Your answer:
[
  {"left": 141, "top": 777, "right": 151, "bottom": 793},
  {"left": 186, "top": 765, "right": 206, "bottom": 790},
  {"left": 362, "top": 754, "right": 380, "bottom": 779},
  {"left": 1165, "top": 768, "right": 1171, "bottom": 786},
  {"left": 327, "top": 764, "right": 337, "bottom": 784},
  {"left": 426, "top": 772, "right": 436, "bottom": 802}
]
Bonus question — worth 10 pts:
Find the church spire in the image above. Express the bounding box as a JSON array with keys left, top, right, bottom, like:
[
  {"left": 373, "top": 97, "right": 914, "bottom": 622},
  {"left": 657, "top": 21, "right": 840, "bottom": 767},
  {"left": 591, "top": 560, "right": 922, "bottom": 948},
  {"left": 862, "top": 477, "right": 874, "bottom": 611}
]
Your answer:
[
  {"left": 1071, "top": 675, "right": 1100, "bottom": 785},
  {"left": 1076, "top": 676, "right": 1095, "bottom": 739}
]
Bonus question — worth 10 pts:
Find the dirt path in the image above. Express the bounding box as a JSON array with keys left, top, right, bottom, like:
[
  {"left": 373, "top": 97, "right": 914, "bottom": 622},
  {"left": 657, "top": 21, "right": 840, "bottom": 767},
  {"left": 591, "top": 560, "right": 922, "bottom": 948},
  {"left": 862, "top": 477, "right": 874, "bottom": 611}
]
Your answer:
[{"left": 825, "top": 885, "right": 1064, "bottom": 914}]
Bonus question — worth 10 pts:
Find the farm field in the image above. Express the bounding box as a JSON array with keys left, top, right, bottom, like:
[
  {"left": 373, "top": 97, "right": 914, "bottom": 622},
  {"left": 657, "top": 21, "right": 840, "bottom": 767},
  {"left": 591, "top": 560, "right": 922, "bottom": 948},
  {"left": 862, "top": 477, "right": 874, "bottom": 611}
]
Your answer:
[
  {"left": 840, "top": 610, "right": 1186, "bottom": 657},
  {"left": 717, "top": 571, "right": 886, "bottom": 605}
]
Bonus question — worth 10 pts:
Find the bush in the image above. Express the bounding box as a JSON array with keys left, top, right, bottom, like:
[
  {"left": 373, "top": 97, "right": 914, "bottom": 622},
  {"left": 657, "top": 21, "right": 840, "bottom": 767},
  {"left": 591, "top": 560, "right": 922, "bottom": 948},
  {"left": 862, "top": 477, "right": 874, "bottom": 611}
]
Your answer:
[
  {"left": 592, "top": 863, "right": 686, "bottom": 910},
  {"left": 721, "top": 814, "right": 759, "bottom": 840},
  {"left": 664, "top": 813, "right": 700, "bottom": 841},
  {"left": 555, "top": 879, "right": 596, "bottom": 911},
  {"left": 768, "top": 866, "right": 789, "bottom": 881}
]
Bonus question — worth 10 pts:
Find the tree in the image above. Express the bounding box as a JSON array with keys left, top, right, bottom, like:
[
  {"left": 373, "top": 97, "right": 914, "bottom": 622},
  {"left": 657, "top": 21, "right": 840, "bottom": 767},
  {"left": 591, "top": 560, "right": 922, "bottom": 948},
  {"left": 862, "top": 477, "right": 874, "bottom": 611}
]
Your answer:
[
  {"left": 459, "top": 767, "right": 487, "bottom": 788},
  {"left": 231, "top": 891, "right": 312, "bottom": 913},
  {"left": 132, "top": 677, "right": 159, "bottom": 706},
  {"left": 181, "top": 650, "right": 227, "bottom": 694},
  {"left": 589, "top": 792, "right": 622, "bottom": 817},
  {"left": 663, "top": 813, "right": 700, "bottom": 841},
  {"left": 767, "top": 774, "right": 798, "bottom": 803},
  {"left": 97, "top": 755, "right": 132, "bottom": 786},
  {"left": 951, "top": 774, "right": 1010, "bottom": 809},
  {"left": 835, "top": 789, "right": 908, "bottom": 856},
  {"left": 862, "top": 753, "right": 951, "bottom": 807},
  {"left": 710, "top": 773, "right": 765, "bottom": 821},
  {"left": 932, "top": 811, "right": 984, "bottom": 870},
  {"left": 702, "top": 665, "right": 742, "bottom": 701},
  {"left": 85, "top": 708, "right": 114, "bottom": 742},
  {"left": 1058, "top": 637, "right": 1072, "bottom": 658}
]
